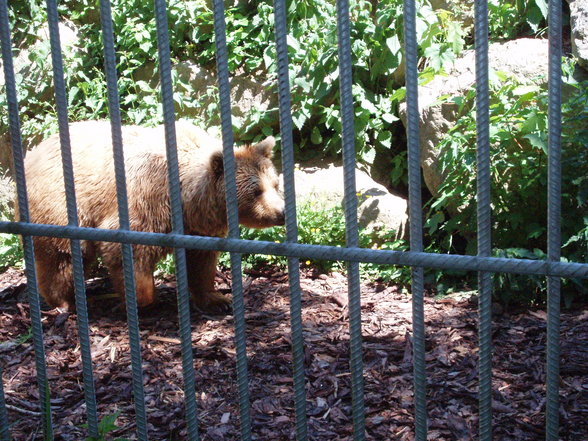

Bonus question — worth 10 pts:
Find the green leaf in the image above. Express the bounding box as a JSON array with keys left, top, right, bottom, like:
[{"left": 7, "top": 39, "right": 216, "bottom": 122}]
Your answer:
[
  {"left": 445, "top": 21, "right": 464, "bottom": 54},
  {"left": 360, "top": 147, "right": 376, "bottom": 164},
  {"left": 287, "top": 34, "right": 300, "bottom": 52},
  {"left": 426, "top": 211, "right": 445, "bottom": 234},
  {"left": 385, "top": 35, "right": 401, "bottom": 56},
  {"left": 520, "top": 112, "right": 538, "bottom": 134},
  {"left": 376, "top": 130, "right": 392, "bottom": 148},
  {"left": 360, "top": 97, "right": 378, "bottom": 114},
  {"left": 310, "top": 126, "right": 323, "bottom": 144},
  {"left": 294, "top": 77, "right": 312, "bottom": 93},
  {"left": 533, "top": 0, "right": 548, "bottom": 20},
  {"left": 526, "top": 6, "right": 544, "bottom": 32},
  {"left": 262, "top": 125, "right": 273, "bottom": 137},
  {"left": 512, "top": 84, "right": 540, "bottom": 98},
  {"left": 523, "top": 133, "right": 547, "bottom": 152},
  {"left": 292, "top": 112, "right": 306, "bottom": 130}
]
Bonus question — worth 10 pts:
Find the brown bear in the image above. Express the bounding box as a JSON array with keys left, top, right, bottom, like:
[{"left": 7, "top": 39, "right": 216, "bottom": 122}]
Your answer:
[{"left": 22, "top": 120, "right": 284, "bottom": 313}]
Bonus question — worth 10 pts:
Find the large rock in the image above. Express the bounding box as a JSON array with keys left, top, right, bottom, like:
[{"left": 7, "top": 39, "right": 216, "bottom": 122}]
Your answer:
[
  {"left": 570, "top": 0, "right": 588, "bottom": 69},
  {"left": 0, "top": 134, "right": 12, "bottom": 175},
  {"left": 429, "top": 0, "right": 475, "bottom": 33},
  {"left": 175, "top": 62, "right": 276, "bottom": 119},
  {"left": 0, "top": 21, "right": 80, "bottom": 174},
  {"left": 0, "top": 172, "right": 15, "bottom": 218},
  {"left": 135, "top": 61, "right": 276, "bottom": 120},
  {"left": 399, "top": 38, "right": 548, "bottom": 198},
  {"left": 0, "top": 21, "right": 80, "bottom": 96},
  {"left": 290, "top": 165, "right": 408, "bottom": 239}
]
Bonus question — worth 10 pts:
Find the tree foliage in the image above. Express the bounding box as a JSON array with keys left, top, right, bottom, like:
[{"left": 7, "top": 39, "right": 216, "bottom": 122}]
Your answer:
[{"left": 2, "top": 0, "right": 586, "bottom": 305}]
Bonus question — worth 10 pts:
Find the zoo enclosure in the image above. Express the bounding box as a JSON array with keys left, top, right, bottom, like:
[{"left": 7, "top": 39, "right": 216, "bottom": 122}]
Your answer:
[{"left": 0, "top": 0, "right": 585, "bottom": 440}]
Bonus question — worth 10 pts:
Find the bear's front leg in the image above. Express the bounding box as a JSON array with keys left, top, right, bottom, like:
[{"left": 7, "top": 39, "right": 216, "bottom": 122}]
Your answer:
[{"left": 186, "top": 249, "right": 232, "bottom": 314}]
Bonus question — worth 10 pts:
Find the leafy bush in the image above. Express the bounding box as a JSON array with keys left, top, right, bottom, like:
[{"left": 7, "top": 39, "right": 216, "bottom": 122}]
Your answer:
[
  {"left": 1, "top": 0, "right": 468, "bottom": 179},
  {"left": 85, "top": 411, "right": 130, "bottom": 441},
  {"left": 428, "top": 70, "right": 588, "bottom": 304},
  {"left": 0, "top": 177, "right": 22, "bottom": 270},
  {"left": 155, "top": 201, "right": 408, "bottom": 284},
  {"left": 235, "top": 201, "right": 409, "bottom": 283},
  {"left": 218, "top": 201, "right": 408, "bottom": 283},
  {"left": 487, "top": 0, "right": 548, "bottom": 40},
  {"left": 0, "top": 232, "right": 23, "bottom": 270}
]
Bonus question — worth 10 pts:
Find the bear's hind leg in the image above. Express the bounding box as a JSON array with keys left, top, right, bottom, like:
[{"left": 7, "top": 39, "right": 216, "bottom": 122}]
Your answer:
[
  {"left": 134, "top": 262, "right": 157, "bottom": 307},
  {"left": 107, "top": 266, "right": 156, "bottom": 308},
  {"left": 34, "top": 243, "right": 75, "bottom": 310},
  {"left": 186, "top": 249, "right": 231, "bottom": 314},
  {"left": 100, "top": 243, "right": 158, "bottom": 308}
]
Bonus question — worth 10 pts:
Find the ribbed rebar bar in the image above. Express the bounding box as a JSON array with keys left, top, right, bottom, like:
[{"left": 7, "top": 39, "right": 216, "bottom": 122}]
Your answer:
[
  {"left": 272, "top": 0, "right": 309, "bottom": 439},
  {"left": 44, "top": 1, "right": 99, "bottom": 435},
  {"left": 153, "top": 0, "right": 199, "bottom": 439},
  {"left": 403, "top": 0, "right": 427, "bottom": 438},
  {"left": 0, "top": 369, "right": 9, "bottom": 441},
  {"left": 474, "top": 0, "right": 493, "bottom": 438},
  {"left": 335, "top": 1, "right": 366, "bottom": 439},
  {"left": 98, "top": 0, "right": 148, "bottom": 438},
  {"left": 211, "top": 0, "right": 252, "bottom": 438},
  {"left": 0, "top": 0, "right": 53, "bottom": 437},
  {"left": 546, "top": 0, "right": 562, "bottom": 438}
]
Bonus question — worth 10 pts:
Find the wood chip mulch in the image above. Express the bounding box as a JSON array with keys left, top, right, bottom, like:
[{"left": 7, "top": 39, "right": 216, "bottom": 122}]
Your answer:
[{"left": 0, "top": 266, "right": 586, "bottom": 440}]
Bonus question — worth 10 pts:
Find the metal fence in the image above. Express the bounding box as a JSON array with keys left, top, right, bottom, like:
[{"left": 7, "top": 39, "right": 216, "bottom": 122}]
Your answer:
[{"left": 0, "top": 0, "right": 584, "bottom": 440}]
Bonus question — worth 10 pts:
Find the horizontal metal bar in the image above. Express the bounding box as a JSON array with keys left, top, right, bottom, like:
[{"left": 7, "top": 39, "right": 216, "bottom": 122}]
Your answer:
[{"left": 1, "top": 221, "right": 587, "bottom": 279}]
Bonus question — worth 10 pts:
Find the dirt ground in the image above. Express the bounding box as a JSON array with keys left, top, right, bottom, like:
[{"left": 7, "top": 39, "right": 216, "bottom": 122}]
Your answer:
[{"left": 0, "top": 266, "right": 587, "bottom": 440}]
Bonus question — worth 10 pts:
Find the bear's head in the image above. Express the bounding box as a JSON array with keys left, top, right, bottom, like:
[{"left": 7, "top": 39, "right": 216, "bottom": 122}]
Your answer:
[{"left": 211, "top": 136, "right": 285, "bottom": 229}]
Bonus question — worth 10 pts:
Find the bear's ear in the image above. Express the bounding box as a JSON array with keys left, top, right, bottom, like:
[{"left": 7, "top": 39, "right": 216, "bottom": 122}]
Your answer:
[
  {"left": 253, "top": 136, "right": 275, "bottom": 158},
  {"left": 210, "top": 150, "right": 224, "bottom": 177}
]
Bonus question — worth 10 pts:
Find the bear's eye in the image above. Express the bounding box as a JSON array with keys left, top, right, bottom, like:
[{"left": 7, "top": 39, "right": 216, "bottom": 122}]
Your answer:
[{"left": 254, "top": 187, "right": 263, "bottom": 198}]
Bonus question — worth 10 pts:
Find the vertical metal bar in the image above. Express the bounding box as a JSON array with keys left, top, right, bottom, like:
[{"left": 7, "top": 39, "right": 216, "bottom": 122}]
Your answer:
[
  {"left": 98, "top": 0, "right": 148, "bottom": 439},
  {"left": 0, "top": 369, "right": 9, "bottom": 441},
  {"left": 403, "top": 0, "right": 427, "bottom": 439},
  {"left": 474, "top": 0, "right": 493, "bottom": 439},
  {"left": 0, "top": 1, "right": 53, "bottom": 437},
  {"left": 272, "top": 0, "right": 309, "bottom": 439},
  {"left": 44, "top": 0, "right": 99, "bottom": 436},
  {"left": 335, "top": 1, "right": 366, "bottom": 439},
  {"left": 546, "top": 0, "right": 562, "bottom": 438},
  {"left": 211, "top": 0, "right": 252, "bottom": 439},
  {"left": 152, "top": 1, "right": 200, "bottom": 439}
]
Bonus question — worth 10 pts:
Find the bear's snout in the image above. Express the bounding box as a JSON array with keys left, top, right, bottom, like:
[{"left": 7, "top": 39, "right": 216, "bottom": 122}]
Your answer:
[
  {"left": 262, "top": 187, "right": 285, "bottom": 227},
  {"left": 275, "top": 208, "right": 285, "bottom": 226}
]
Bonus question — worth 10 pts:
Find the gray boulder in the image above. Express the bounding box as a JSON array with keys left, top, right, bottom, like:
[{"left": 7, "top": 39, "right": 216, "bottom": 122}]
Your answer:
[
  {"left": 399, "top": 38, "right": 549, "bottom": 198},
  {"left": 0, "top": 134, "right": 11, "bottom": 176},
  {"left": 0, "top": 172, "right": 15, "bottom": 217},
  {"left": 570, "top": 0, "right": 588, "bottom": 69},
  {"left": 175, "top": 62, "right": 276, "bottom": 119},
  {"left": 0, "top": 21, "right": 80, "bottom": 174},
  {"left": 290, "top": 165, "right": 408, "bottom": 239},
  {"left": 429, "top": 0, "right": 475, "bottom": 33},
  {"left": 135, "top": 61, "right": 276, "bottom": 120},
  {"left": 0, "top": 21, "right": 80, "bottom": 96}
]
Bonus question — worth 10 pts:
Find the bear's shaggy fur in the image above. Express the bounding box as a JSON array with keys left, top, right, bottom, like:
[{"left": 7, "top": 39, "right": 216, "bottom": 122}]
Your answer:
[{"left": 23, "top": 120, "right": 285, "bottom": 313}]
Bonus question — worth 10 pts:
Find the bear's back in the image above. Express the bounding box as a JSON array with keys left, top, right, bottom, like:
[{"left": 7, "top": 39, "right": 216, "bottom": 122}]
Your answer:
[{"left": 24, "top": 120, "right": 222, "bottom": 234}]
